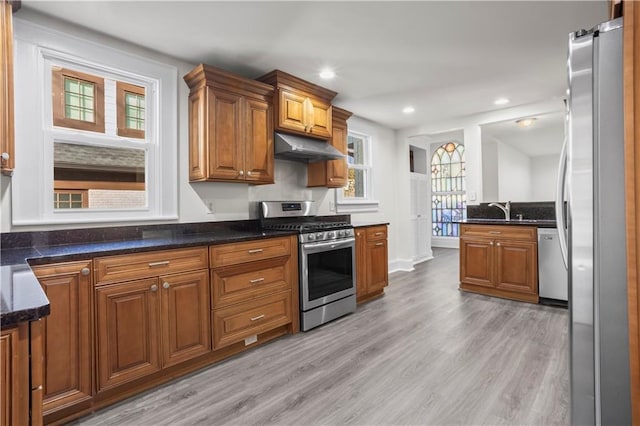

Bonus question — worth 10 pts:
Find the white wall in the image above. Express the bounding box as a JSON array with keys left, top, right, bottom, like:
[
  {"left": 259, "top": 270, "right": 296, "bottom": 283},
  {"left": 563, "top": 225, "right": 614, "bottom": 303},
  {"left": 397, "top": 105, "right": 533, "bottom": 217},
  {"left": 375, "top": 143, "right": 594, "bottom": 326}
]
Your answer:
[
  {"left": 482, "top": 139, "right": 499, "bottom": 201},
  {"left": 532, "top": 154, "right": 559, "bottom": 201},
  {"left": 1, "top": 11, "right": 403, "bottom": 268},
  {"left": 497, "top": 141, "right": 532, "bottom": 202}
]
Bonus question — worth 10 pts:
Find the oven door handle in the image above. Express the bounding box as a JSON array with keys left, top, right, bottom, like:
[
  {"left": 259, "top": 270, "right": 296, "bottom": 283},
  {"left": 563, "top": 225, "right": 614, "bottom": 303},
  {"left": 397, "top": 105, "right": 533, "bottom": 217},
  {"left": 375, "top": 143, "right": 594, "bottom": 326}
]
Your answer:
[{"left": 301, "top": 238, "right": 355, "bottom": 253}]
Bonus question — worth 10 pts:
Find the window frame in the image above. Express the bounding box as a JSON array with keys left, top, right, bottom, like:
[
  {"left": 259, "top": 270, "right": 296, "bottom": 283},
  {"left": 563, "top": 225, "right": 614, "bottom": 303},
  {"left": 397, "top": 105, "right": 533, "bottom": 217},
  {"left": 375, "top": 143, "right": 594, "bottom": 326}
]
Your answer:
[
  {"left": 52, "top": 67, "right": 105, "bottom": 133},
  {"left": 116, "top": 81, "right": 145, "bottom": 139},
  {"left": 430, "top": 141, "right": 467, "bottom": 238},
  {"left": 336, "top": 130, "right": 379, "bottom": 213},
  {"left": 12, "top": 19, "right": 178, "bottom": 226}
]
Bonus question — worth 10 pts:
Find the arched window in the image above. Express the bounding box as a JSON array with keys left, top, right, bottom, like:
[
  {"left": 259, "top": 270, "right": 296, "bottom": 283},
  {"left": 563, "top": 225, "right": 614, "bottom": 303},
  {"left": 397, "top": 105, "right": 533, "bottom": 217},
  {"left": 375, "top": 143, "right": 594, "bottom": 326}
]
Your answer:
[{"left": 431, "top": 142, "right": 466, "bottom": 237}]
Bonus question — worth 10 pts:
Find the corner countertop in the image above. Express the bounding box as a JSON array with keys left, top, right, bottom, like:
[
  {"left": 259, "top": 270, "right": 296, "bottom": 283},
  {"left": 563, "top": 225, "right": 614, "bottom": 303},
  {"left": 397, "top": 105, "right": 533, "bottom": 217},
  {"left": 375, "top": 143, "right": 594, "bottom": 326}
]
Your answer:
[
  {"left": 457, "top": 219, "right": 557, "bottom": 228},
  {"left": 1, "top": 226, "right": 296, "bottom": 328}
]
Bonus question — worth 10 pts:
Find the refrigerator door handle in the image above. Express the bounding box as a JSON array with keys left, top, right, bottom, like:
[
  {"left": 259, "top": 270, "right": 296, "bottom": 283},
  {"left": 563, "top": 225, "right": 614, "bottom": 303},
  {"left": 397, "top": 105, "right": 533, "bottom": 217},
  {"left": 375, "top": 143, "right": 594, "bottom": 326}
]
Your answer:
[{"left": 556, "top": 135, "right": 569, "bottom": 269}]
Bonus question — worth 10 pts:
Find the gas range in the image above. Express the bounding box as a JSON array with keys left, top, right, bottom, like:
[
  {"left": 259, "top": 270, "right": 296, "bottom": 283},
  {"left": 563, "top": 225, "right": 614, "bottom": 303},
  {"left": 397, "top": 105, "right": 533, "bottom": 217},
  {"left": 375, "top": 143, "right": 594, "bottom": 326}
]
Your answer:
[
  {"left": 258, "top": 201, "right": 354, "bottom": 243},
  {"left": 258, "top": 200, "right": 357, "bottom": 331}
]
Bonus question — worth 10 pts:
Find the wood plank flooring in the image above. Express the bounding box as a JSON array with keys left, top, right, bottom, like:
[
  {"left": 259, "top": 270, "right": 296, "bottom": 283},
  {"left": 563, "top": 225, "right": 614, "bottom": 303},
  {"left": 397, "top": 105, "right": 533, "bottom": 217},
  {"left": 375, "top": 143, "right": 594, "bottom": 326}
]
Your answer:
[{"left": 72, "top": 248, "right": 568, "bottom": 425}]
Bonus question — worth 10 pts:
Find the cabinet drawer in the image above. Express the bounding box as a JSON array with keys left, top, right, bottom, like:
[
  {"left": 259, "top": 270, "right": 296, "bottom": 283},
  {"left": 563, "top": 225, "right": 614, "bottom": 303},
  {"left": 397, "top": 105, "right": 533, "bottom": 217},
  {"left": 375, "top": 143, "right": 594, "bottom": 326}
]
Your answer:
[
  {"left": 210, "top": 237, "right": 291, "bottom": 267},
  {"left": 365, "top": 225, "right": 387, "bottom": 241},
  {"left": 460, "top": 225, "right": 536, "bottom": 241},
  {"left": 212, "top": 257, "right": 291, "bottom": 308},
  {"left": 212, "top": 291, "right": 292, "bottom": 349},
  {"left": 94, "top": 247, "right": 208, "bottom": 285}
]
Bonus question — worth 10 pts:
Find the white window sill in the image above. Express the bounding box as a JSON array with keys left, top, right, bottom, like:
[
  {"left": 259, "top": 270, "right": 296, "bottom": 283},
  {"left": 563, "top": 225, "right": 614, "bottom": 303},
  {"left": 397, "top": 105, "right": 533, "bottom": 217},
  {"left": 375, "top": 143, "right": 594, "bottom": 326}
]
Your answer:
[{"left": 336, "top": 199, "right": 380, "bottom": 213}]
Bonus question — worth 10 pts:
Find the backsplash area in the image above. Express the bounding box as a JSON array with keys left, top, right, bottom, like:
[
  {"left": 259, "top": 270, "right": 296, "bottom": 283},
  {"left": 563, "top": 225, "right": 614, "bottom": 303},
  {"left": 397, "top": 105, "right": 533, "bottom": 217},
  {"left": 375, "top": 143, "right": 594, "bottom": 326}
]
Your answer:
[{"left": 467, "top": 202, "right": 556, "bottom": 220}]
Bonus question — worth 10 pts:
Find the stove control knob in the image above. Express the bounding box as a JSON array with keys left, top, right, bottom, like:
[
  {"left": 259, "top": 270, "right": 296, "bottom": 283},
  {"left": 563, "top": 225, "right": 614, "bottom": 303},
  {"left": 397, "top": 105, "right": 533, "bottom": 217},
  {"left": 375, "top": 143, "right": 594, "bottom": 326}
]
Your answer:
[
  {"left": 308, "top": 234, "right": 315, "bottom": 241},
  {"left": 316, "top": 232, "right": 324, "bottom": 240},
  {"left": 328, "top": 231, "right": 336, "bottom": 239},
  {"left": 338, "top": 230, "right": 345, "bottom": 237}
]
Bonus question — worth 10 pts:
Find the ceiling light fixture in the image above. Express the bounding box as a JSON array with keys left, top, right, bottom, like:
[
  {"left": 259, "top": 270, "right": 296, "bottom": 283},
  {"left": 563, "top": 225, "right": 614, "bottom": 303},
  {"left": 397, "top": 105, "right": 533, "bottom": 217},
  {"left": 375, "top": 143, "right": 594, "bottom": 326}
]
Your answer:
[
  {"left": 319, "top": 68, "right": 335, "bottom": 79},
  {"left": 402, "top": 106, "right": 415, "bottom": 114},
  {"left": 494, "top": 98, "right": 510, "bottom": 105},
  {"left": 515, "top": 117, "right": 537, "bottom": 128}
]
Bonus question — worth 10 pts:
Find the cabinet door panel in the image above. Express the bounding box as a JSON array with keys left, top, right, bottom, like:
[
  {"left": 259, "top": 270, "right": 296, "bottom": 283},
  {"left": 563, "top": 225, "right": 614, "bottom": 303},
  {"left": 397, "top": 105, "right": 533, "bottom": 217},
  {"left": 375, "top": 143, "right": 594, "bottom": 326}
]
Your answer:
[
  {"left": 244, "top": 98, "right": 274, "bottom": 183},
  {"left": 33, "top": 261, "right": 92, "bottom": 414},
  {"left": 279, "top": 90, "right": 307, "bottom": 133},
  {"left": 460, "top": 238, "right": 494, "bottom": 287},
  {"left": 308, "top": 100, "right": 332, "bottom": 139},
  {"left": 188, "top": 88, "right": 207, "bottom": 180},
  {"left": 160, "top": 270, "right": 211, "bottom": 367},
  {"left": 495, "top": 241, "right": 537, "bottom": 295},
  {"left": 325, "top": 122, "right": 347, "bottom": 187},
  {"left": 96, "top": 278, "right": 161, "bottom": 391},
  {"left": 367, "top": 239, "right": 388, "bottom": 293},
  {"left": 355, "top": 229, "right": 367, "bottom": 303},
  {"left": 207, "top": 87, "right": 243, "bottom": 180}
]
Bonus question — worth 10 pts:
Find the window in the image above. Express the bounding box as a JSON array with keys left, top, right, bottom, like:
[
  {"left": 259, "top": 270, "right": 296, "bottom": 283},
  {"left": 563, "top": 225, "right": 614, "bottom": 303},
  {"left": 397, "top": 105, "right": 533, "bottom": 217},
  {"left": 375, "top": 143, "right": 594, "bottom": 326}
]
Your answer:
[
  {"left": 12, "top": 19, "right": 178, "bottom": 225},
  {"left": 337, "top": 131, "right": 378, "bottom": 212},
  {"left": 52, "top": 67, "right": 105, "bottom": 133},
  {"left": 117, "top": 81, "right": 145, "bottom": 138},
  {"left": 53, "top": 190, "right": 88, "bottom": 209},
  {"left": 431, "top": 142, "right": 466, "bottom": 237}
]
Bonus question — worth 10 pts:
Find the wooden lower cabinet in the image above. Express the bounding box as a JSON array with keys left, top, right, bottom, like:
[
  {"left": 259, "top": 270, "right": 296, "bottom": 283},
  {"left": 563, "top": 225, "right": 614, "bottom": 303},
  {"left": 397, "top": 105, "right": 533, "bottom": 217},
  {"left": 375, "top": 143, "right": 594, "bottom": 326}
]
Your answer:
[
  {"left": 355, "top": 225, "right": 389, "bottom": 303},
  {"left": 95, "top": 270, "right": 211, "bottom": 391},
  {"left": 0, "top": 324, "right": 29, "bottom": 426},
  {"left": 32, "top": 261, "right": 93, "bottom": 422},
  {"left": 459, "top": 224, "right": 538, "bottom": 303}
]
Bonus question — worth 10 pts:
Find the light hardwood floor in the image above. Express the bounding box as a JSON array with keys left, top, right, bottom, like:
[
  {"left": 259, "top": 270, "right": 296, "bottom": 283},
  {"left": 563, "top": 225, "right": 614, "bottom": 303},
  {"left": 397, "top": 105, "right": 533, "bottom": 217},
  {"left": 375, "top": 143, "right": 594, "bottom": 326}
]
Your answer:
[{"left": 73, "top": 248, "right": 568, "bottom": 425}]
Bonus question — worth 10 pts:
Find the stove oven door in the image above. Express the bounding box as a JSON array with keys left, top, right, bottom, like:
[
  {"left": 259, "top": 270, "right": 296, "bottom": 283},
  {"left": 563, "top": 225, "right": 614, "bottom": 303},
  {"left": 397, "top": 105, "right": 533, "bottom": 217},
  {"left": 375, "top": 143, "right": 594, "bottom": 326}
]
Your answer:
[{"left": 300, "top": 238, "right": 356, "bottom": 311}]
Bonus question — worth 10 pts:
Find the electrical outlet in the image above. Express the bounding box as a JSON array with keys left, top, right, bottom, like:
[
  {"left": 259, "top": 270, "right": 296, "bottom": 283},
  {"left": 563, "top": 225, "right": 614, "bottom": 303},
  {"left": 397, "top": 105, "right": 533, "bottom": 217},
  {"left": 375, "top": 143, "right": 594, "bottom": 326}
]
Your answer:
[
  {"left": 329, "top": 201, "right": 335, "bottom": 212},
  {"left": 206, "top": 200, "right": 215, "bottom": 214}
]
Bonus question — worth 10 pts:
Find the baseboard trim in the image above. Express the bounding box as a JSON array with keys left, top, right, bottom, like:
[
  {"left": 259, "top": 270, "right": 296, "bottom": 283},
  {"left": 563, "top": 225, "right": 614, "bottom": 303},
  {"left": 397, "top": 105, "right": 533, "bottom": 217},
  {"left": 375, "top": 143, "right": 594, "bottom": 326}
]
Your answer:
[
  {"left": 431, "top": 237, "right": 459, "bottom": 249},
  {"left": 389, "top": 258, "right": 414, "bottom": 273},
  {"left": 413, "top": 255, "right": 434, "bottom": 266}
]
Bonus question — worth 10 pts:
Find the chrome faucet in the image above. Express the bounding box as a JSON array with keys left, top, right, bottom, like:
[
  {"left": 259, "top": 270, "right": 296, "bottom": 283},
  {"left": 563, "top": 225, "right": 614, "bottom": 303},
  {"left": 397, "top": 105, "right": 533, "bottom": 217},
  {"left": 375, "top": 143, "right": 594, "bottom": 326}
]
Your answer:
[{"left": 488, "top": 201, "right": 511, "bottom": 221}]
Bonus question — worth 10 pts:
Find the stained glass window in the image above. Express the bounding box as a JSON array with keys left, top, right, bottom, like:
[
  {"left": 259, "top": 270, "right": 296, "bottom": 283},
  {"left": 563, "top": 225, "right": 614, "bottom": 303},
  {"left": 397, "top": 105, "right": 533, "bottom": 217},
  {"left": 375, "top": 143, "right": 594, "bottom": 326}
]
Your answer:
[{"left": 431, "top": 142, "right": 466, "bottom": 237}]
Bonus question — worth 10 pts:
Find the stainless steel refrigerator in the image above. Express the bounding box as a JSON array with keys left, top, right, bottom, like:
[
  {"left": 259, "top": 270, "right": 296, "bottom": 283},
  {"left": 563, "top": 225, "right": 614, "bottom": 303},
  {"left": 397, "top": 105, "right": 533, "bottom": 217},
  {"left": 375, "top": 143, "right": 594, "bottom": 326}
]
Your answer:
[{"left": 556, "top": 17, "right": 631, "bottom": 425}]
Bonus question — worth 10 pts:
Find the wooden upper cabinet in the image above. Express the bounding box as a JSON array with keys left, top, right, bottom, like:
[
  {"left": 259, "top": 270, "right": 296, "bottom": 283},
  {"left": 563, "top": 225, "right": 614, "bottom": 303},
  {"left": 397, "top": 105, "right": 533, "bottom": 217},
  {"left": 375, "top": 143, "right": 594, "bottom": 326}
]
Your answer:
[
  {"left": 0, "top": 0, "right": 17, "bottom": 176},
  {"left": 184, "top": 64, "right": 274, "bottom": 184},
  {"left": 257, "top": 69, "right": 336, "bottom": 140},
  {"left": 307, "top": 106, "right": 352, "bottom": 188},
  {"left": 32, "top": 261, "right": 93, "bottom": 420}
]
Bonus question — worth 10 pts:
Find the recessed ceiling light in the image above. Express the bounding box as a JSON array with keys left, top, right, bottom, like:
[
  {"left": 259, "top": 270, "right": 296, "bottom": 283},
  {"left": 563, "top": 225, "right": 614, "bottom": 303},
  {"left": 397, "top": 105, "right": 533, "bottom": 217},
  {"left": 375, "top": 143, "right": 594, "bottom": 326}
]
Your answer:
[
  {"left": 402, "top": 106, "right": 415, "bottom": 114},
  {"left": 319, "top": 68, "right": 335, "bottom": 79},
  {"left": 494, "top": 98, "right": 510, "bottom": 105},
  {"left": 515, "top": 117, "right": 537, "bottom": 127}
]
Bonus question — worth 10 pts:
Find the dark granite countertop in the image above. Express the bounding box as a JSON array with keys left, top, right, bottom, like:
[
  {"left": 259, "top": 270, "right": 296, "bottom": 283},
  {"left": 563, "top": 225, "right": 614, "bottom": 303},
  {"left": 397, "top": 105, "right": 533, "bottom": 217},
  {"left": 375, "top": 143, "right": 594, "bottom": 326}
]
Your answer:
[
  {"left": 0, "top": 221, "right": 298, "bottom": 328},
  {"left": 457, "top": 218, "right": 557, "bottom": 228}
]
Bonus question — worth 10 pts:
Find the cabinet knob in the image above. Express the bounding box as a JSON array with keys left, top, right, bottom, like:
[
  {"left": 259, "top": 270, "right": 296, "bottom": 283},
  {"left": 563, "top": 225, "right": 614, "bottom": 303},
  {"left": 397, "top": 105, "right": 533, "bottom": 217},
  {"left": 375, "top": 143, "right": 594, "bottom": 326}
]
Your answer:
[
  {"left": 490, "top": 242, "right": 494, "bottom": 246},
  {"left": 150, "top": 284, "right": 158, "bottom": 292},
  {"left": 247, "top": 171, "right": 251, "bottom": 176},
  {"left": 496, "top": 242, "right": 501, "bottom": 247},
  {"left": 239, "top": 170, "right": 244, "bottom": 176},
  {"left": 163, "top": 282, "right": 170, "bottom": 289},
  {"left": 1, "top": 152, "right": 9, "bottom": 161},
  {"left": 80, "top": 267, "right": 90, "bottom": 276}
]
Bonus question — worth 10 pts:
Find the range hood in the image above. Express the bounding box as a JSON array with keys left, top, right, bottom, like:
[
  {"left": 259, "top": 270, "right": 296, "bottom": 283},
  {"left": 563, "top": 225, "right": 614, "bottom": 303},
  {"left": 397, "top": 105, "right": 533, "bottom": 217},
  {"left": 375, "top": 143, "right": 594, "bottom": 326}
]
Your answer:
[{"left": 274, "top": 133, "right": 345, "bottom": 163}]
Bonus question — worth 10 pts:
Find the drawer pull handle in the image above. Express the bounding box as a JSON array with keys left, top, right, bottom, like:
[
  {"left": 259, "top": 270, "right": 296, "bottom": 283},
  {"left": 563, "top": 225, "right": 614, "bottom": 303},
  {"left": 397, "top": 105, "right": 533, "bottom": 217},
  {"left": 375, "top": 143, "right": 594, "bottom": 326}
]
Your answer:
[
  {"left": 488, "top": 231, "right": 502, "bottom": 235},
  {"left": 375, "top": 242, "right": 384, "bottom": 246},
  {"left": 375, "top": 232, "right": 383, "bottom": 236},
  {"left": 80, "top": 267, "right": 90, "bottom": 276},
  {"left": 250, "top": 314, "right": 265, "bottom": 321},
  {"left": 248, "top": 249, "right": 264, "bottom": 254},
  {"left": 249, "top": 278, "right": 265, "bottom": 284},
  {"left": 148, "top": 261, "right": 170, "bottom": 267}
]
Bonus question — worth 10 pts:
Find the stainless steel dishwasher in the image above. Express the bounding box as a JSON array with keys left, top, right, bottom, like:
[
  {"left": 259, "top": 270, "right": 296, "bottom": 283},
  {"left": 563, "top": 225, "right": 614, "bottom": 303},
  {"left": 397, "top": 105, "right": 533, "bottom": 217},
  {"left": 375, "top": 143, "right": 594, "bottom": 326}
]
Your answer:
[{"left": 537, "top": 228, "right": 568, "bottom": 304}]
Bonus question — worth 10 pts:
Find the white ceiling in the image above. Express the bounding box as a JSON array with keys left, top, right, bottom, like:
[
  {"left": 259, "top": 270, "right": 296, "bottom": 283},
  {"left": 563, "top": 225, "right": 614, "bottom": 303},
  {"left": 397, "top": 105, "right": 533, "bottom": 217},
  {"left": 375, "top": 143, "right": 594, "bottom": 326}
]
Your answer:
[
  {"left": 481, "top": 111, "right": 565, "bottom": 157},
  {"left": 19, "top": 1, "right": 608, "bottom": 130}
]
